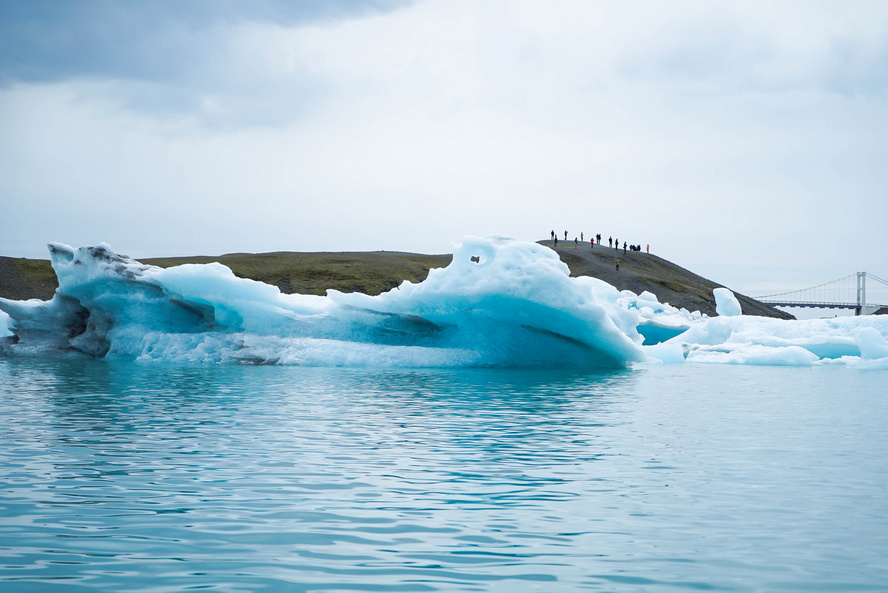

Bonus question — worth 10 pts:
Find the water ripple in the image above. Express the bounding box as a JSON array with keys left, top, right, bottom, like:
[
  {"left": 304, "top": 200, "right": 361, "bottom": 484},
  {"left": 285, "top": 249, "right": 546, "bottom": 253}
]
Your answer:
[{"left": 1, "top": 360, "right": 887, "bottom": 591}]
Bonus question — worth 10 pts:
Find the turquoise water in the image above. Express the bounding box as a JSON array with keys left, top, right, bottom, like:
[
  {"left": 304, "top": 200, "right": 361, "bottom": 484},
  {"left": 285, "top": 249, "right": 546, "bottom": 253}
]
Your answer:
[{"left": 1, "top": 360, "right": 886, "bottom": 592}]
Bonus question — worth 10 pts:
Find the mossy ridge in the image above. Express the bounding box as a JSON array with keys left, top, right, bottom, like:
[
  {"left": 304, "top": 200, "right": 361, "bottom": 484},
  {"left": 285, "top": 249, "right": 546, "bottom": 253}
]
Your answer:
[
  {"left": 0, "top": 257, "right": 57, "bottom": 301},
  {"left": 1, "top": 246, "right": 791, "bottom": 319},
  {"left": 142, "top": 251, "right": 453, "bottom": 296}
]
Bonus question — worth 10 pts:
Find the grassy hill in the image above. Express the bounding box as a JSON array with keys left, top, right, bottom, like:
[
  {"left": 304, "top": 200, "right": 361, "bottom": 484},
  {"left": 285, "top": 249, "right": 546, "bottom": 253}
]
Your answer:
[
  {"left": 0, "top": 244, "right": 792, "bottom": 319},
  {"left": 142, "top": 251, "right": 453, "bottom": 297},
  {"left": 0, "top": 256, "right": 59, "bottom": 301}
]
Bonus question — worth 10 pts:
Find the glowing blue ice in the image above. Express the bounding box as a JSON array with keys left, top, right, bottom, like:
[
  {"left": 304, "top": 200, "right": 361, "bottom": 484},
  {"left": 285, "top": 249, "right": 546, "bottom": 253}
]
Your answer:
[
  {"left": 0, "top": 238, "right": 646, "bottom": 367},
  {"left": 2, "top": 238, "right": 887, "bottom": 368}
]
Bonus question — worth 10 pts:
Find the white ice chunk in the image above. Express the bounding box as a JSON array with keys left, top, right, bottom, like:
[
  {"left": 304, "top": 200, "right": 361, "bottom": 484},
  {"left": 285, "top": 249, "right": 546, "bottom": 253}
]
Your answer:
[
  {"left": 855, "top": 327, "right": 888, "bottom": 360},
  {"left": 687, "top": 344, "right": 821, "bottom": 366},
  {"left": 664, "top": 314, "right": 888, "bottom": 367},
  {"left": 643, "top": 341, "right": 686, "bottom": 363},
  {"left": 714, "top": 287, "right": 742, "bottom": 316}
]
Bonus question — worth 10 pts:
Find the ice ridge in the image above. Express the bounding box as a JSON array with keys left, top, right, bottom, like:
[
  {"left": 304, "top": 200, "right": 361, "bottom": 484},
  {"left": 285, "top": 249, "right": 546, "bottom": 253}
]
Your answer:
[{"left": 1, "top": 238, "right": 887, "bottom": 369}]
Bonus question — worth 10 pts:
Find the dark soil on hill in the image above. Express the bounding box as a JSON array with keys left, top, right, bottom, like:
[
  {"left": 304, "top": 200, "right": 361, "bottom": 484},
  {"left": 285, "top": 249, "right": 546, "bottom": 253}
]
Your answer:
[
  {"left": 544, "top": 240, "right": 794, "bottom": 319},
  {"left": 0, "top": 245, "right": 793, "bottom": 319}
]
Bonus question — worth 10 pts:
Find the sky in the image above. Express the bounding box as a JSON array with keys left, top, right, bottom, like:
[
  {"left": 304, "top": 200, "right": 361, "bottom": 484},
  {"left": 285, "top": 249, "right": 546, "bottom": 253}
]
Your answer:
[{"left": 1, "top": 0, "right": 886, "bottom": 300}]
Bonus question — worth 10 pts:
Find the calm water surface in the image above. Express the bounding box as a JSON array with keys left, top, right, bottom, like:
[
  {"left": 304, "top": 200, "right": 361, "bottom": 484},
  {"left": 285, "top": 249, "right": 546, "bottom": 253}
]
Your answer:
[{"left": 1, "top": 359, "right": 886, "bottom": 592}]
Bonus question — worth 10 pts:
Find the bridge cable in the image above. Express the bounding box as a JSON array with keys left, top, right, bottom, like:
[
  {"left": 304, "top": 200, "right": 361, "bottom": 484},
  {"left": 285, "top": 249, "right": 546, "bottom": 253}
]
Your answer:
[
  {"left": 757, "top": 273, "right": 857, "bottom": 301},
  {"left": 867, "top": 273, "right": 888, "bottom": 286}
]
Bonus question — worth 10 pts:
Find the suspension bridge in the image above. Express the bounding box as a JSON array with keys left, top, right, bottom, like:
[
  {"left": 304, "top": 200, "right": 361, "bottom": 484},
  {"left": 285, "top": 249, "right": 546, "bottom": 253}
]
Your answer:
[{"left": 756, "top": 272, "right": 888, "bottom": 315}]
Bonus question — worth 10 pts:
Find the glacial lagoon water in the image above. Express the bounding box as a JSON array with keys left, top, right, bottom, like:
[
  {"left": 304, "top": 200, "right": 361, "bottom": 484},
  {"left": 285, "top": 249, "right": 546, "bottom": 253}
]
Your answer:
[{"left": 1, "top": 359, "right": 886, "bottom": 592}]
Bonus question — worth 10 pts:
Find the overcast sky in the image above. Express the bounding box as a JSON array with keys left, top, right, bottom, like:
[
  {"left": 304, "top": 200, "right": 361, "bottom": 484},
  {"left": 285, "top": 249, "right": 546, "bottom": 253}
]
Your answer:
[{"left": 1, "top": 0, "right": 886, "bottom": 297}]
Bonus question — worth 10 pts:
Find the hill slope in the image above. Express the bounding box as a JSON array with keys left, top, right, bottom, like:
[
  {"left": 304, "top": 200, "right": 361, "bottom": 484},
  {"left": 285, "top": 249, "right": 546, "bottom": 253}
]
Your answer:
[
  {"left": 0, "top": 245, "right": 792, "bottom": 319},
  {"left": 545, "top": 240, "right": 793, "bottom": 318}
]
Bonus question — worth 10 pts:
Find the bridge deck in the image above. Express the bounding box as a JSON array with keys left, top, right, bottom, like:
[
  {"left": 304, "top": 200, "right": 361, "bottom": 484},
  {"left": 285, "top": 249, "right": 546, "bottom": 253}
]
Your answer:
[{"left": 760, "top": 301, "right": 861, "bottom": 309}]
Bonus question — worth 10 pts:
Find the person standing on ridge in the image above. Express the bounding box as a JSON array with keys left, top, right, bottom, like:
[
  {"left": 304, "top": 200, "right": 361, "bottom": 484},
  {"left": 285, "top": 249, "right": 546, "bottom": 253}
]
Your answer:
[
  {"left": 581, "top": 232, "right": 584, "bottom": 241},
  {"left": 646, "top": 244, "right": 650, "bottom": 253},
  {"left": 609, "top": 236, "right": 613, "bottom": 248},
  {"left": 551, "top": 230, "right": 555, "bottom": 241},
  {"left": 615, "top": 238, "right": 619, "bottom": 250},
  {"left": 623, "top": 241, "right": 627, "bottom": 254},
  {"left": 564, "top": 230, "right": 568, "bottom": 240},
  {"left": 591, "top": 237, "right": 594, "bottom": 248}
]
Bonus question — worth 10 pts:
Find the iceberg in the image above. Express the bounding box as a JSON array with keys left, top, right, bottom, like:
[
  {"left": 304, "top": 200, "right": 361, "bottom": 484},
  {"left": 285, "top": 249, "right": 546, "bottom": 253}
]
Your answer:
[
  {"left": 0, "top": 238, "right": 645, "bottom": 367},
  {"left": 1, "top": 238, "right": 886, "bottom": 369}
]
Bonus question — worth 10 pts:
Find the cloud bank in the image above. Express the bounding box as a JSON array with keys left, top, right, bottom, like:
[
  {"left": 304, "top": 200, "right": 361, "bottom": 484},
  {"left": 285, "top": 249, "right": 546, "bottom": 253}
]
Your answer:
[{"left": 1, "top": 0, "right": 886, "bottom": 300}]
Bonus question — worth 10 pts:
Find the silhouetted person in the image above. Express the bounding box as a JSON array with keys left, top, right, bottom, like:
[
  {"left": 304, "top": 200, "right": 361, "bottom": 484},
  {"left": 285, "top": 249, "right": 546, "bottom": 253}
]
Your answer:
[
  {"left": 615, "top": 238, "right": 619, "bottom": 250},
  {"left": 554, "top": 236, "right": 558, "bottom": 246},
  {"left": 564, "top": 230, "right": 568, "bottom": 240},
  {"left": 609, "top": 236, "right": 613, "bottom": 248},
  {"left": 623, "top": 241, "right": 627, "bottom": 253},
  {"left": 551, "top": 230, "right": 555, "bottom": 240}
]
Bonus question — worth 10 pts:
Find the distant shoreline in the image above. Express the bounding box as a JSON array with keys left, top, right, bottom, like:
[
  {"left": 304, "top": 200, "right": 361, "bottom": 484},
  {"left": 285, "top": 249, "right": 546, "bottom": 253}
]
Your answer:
[{"left": 0, "top": 244, "right": 793, "bottom": 319}]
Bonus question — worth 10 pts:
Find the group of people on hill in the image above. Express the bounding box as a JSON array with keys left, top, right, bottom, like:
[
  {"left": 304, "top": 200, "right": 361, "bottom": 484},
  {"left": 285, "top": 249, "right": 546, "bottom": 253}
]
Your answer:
[{"left": 550, "top": 230, "right": 649, "bottom": 254}]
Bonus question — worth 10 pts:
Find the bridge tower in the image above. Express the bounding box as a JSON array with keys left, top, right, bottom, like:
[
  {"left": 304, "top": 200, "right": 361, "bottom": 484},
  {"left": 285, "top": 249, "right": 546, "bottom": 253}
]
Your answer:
[
  {"left": 856, "top": 272, "right": 880, "bottom": 315},
  {"left": 857, "top": 272, "right": 865, "bottom": 315}
]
